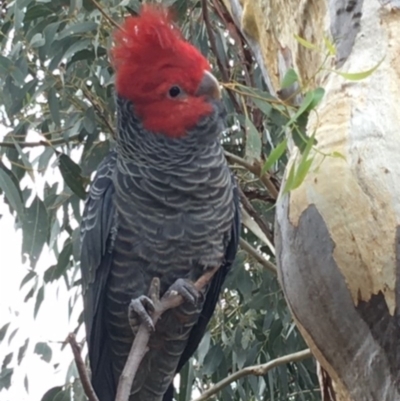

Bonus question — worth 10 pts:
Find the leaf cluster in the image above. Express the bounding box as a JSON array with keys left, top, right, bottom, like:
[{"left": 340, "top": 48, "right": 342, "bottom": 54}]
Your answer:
[{"left": 0, "top": 1, "right": 321, "bottom": 400}]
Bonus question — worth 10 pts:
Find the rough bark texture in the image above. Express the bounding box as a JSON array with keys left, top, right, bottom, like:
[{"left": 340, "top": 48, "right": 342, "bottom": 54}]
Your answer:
[{"left": 224, "top": 0, "right": 400, "bottom": 400}]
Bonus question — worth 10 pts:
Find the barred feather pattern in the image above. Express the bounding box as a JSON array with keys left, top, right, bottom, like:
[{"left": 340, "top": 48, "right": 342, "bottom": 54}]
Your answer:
[{"left": 101, "top": 96, "right": 235, "bottom": 400}]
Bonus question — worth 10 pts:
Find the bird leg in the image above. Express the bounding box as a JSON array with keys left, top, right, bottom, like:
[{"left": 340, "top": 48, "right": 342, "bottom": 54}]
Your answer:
[
  {"left": 128, "top": 278, "right": 161, "bottom": 333},
  {"left": 164, "top": 278, "right": 203, "bottom": 306},
  {"left": 128, "top": 277, "right": 204, "bottom": 334},
  {"left": 128, "top": 296, "right": 155, "bottom": 332},
  {"left": 118, "top": 268, "right": 220, "bottom": 401}
]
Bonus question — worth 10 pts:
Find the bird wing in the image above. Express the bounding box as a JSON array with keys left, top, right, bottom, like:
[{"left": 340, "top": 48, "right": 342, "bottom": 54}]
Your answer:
[
  {"left": 163, "top": 176, "right": 241, "bottom": 401},
  {"left": 81, "top": 155, "right": 240, "bottom": 400},
  {"left": 80, "top": 149, "right": 118, "bottom": 399}
]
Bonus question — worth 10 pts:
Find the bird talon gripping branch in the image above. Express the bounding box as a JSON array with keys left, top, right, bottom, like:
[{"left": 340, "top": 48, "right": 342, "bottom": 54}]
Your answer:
[
  {"left": 128, "top": 295, "right": 156, "bottom": 333},
  {"left": 165, "top": 278, "right": 201, "bottom": 306}
]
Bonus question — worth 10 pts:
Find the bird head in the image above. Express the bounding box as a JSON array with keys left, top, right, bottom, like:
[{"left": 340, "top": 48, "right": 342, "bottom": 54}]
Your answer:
[{"left": 111, "top": 5, "right": 222, "bottom": 139}]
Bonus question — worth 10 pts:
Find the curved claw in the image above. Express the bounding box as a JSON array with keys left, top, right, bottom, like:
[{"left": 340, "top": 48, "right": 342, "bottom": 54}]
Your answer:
[
  {"left": 166, "top": 278, "right": 201, "bottom": 305},
  {"left": 129, "top": 295, "right": 155, "bottom": 332}
]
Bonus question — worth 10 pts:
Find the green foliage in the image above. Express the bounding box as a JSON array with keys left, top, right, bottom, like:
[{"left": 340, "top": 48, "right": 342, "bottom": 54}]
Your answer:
[
  {"left": 280, "top": 69, "right": 298, "bottom": 90},
  {"left": 34, "top": 342, "right": 52, "bottom": 363},
  {"left": 0, "top": 1, "right": 321, "bottom": 400},
  {"left": 331, "top": 57, "right": 384, "bottom": 81},
  {"left": 283, "top": 134, "right": 315, "bottom": 195}
]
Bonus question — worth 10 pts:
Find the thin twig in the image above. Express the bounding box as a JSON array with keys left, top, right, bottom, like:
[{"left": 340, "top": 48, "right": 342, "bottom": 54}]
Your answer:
[
  {"left": 67, "top": 333, "right": 100, "bottom": 401},
  {"left": 89, "top": 0, "right": 123, "bottom": 30},
  {"left": 224, "top": 151, "right": 279, "bottom": 199},
  {"left": 210, "top": 0, "right": 253, "bottom": 88},
  {"left": 0, "top": 134, "right": 82, "bottom": 148},
  {"left": 115, "top": 325, "right": 150, "bottom": 401},
  {"left": 242, "top": 187, "right": 275, "bottom": 203},
  {"left": 1, "top": 126, "right": 73, "bottom": 139},
  {"left": 115, "top": 266, "right": 221, "bottom": 401},
  {"left": 0, "top": 140, "right": 49, "bottom": 148},
  {"left": 225, "top": 150, "right": 257, "bottom": 173},
  {"left": 239, "top": 238, "right": 276, "bottom": 274},
  {"left": 0, "top": 89, "right": 115, "bottom": 148},
  {"left": 201, "top": 0, "right": 242, "bottom": 113},
  {"left": 115, "top": 278, "right": 161, "bottom": 401},
  {"left": 201, "top": 0, "right": 229, "bottom": 83},
  {"left": 81, "top": 87, "right": 116, "bottom": 138},
  {"left": 238, "top": 186, "right": 274, "bottom": 244},
  {"left": 192, "top": 349, "right": 312, "bottom": 401}
]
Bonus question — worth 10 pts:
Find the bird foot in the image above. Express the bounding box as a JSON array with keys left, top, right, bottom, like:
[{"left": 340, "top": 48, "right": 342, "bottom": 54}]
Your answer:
[
  {"left": 128, "top": 277, "right": 161, "bottom": 333},
  {"left": 165, "top": 278, "right": 202, "bottom": 306},
  {"left": 128, "top": 295, "right": 155, "bottom": 332}
]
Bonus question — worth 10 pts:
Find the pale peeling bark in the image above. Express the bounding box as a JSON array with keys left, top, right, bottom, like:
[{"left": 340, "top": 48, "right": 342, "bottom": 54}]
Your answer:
[{"left": 223, "top": 0, "right": 400, "bottom": 400}]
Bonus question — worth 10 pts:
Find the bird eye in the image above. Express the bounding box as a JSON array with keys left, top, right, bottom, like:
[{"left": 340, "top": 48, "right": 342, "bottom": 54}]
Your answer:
[{"left": 168, "top": 86, "right": 181, "bottom": 98}]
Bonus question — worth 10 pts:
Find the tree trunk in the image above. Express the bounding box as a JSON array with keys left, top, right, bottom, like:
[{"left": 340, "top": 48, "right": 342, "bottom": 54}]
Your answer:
[{"left": 224, "top": 0, "right": 400, "bottom": 400}]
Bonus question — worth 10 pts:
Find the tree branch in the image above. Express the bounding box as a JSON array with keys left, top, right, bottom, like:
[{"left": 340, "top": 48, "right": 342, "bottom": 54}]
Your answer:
[
  {"left": 239, "top": 238, "right": 276, "bottom": 274},
  {"left": 67, "top": 333, "right": 100, "bottom": 401},
  {"left": 0, "top": 134, "right": 82, "bottom": 148},
  {"left": 224, "top": 151, "right": 279, "bottom": 199},
  {"left": 242, "top": 187, "right": 275, "bottom": 203},
  {"left": 89, "top": 0, "right": 123, "bottom": 30},
  {"left": 238, "top": 186, "right": 274, "bottom": 244},
  {"left": 192, "top": 349, "right": 312, "bottom": 401},
  {"left": 210, "top": 0, "right": 253, "bottom": 89},
  {"left": 201, "top": 0, "right": 229, "bottom": 83},
  {"left": 81, "top": 86, "right": 116, "bottom": 138},
  {"left": 115, "top": 265, "right": 222, "bottom": 401},
  {"left": 201, "top": 0, "right": 242, "bottom": 114}
]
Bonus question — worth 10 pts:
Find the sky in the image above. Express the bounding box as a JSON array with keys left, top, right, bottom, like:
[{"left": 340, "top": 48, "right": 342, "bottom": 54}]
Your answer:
[
  {"left": 0, "top": 202, "right": 83, "bottom": 401},
  {"left": 0, "top": 125, "right": 84, "bottom": 401}
]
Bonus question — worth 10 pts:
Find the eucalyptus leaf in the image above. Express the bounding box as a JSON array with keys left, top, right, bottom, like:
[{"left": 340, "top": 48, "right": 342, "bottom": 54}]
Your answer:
[
  {"left": 0, "top": 167, "right": 24, "bottom": 219},
  {"left": 202, "top": 344, "right": 224, "bottom": 375},
  {"left": 1, "top": 353, "right": 12, "bottom": 369},
  {"left": 18, "top": 339, "right": 29, "bottom": 365},
  {"left": 280, "top": 68, "right": 298, "bottom": 89},
  {"left": 58, "top": 154, "right": 87, "bottom": 200},
  {"left": 244, "top": 117, "right": 262, "bottom": 163},
  {"left": 11, "top": 138, "right": 35, "bottom": 181},
  {"left": 0, "top": 323, "right": 10, "bottom": 343},
  {"left": 0, "top": 367, "right": 13, "bottom": 391},
  {"left": 41, "top": 386, "right": 64, "bottom": 401},
  {"left": 48, "top": 88, "right": 61, "bottom": 126},
  {"left": 30, "top": 33, "right": 45, "bottom": 48},
  {"left": 0, "top": 55, "right": 13, "bottom": 75},
  {"left": 323, "top": 36, "right": 336, "bottom": 56},
  {"left": 83, "top": 106, "right": 96, "bottom": 134},
  {"left": 34, "top": 342, "right": 52, "bottom": 363},
  {"left": 24, "top": 375, "right": 29, "bottom": 393},
  {"left": 57, "top": 21, "right": 98, "bottom": 40},
  {"left": 252, "top": 97, "right": 273, "bottom": 116},
  {"left": 293, "top": 35, "right": 317, "bottom": 50},
  {"left": 20, "top": 270, "right": 37, "bottom": 289},
  {"left": 333, "top": 57, "right": 384, "bottom": 81},
  {"left": 34, "top": 286, "right": 45, "bottom": 319},
  {"left": 261, "top": 138, "right": 287, "bottom": 175},
  {"left": 22, "top": 196, "right": 48, "bottom": 268}
]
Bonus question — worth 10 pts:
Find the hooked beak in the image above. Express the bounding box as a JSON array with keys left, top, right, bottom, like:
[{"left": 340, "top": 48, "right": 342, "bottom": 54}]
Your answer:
[{"left": 195, "top": 70, "right": 221, "bottom": 100}]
